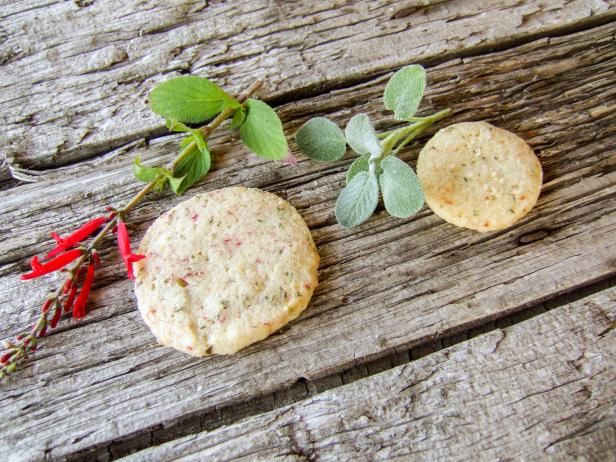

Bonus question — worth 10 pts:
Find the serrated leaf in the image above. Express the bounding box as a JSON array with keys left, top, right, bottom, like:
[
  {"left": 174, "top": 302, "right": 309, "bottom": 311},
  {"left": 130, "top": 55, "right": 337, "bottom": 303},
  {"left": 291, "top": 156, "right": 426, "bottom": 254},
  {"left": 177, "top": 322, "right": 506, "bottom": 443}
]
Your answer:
[
  {"left": 345, "top": 114, "right": 381, "bottom": 157},
  {"left": 379, "top": 156, "right": 424, "bottom": 218},
  {"left": 172, "top": 143, "right": 211, "bottom": 194},
  {"left": 295, "top": 117, "right": 346, "bottom": 162},
  {"left": 239, "top": 99, "right": 288, "bottom": 160},
  {"left": 133, "top": 156, "right": 161, "bottom": 183},
  {"left": 230, "top": 107, "right": 246, "bottom": 129},
  {"left": 335, "top": 171, "right": 379, "bottom": 229},
  {"left": 345, "top": 154, "right": 385, "bottom": 184},
  {"left": 383, "top": 65, "right": 426, "bottom": 120},
  {"left": 149, "top": 76, "right": 239, "bottom": 124}
]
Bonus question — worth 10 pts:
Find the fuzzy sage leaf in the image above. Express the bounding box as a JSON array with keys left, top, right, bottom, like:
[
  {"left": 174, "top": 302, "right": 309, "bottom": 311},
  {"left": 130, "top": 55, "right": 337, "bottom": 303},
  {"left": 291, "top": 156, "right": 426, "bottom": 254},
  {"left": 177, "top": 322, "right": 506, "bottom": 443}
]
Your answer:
[
  {"left": 345, "top": 114, "right": 381, "bottom": 157},
  {"left": 240, "top": 99, "right": 288, "bottom": 160},
  {"left": 335, "top": 171, "right": 379, "bottom": 229},
  {"left": 296, "top": 117, "right": 346, "bottom": 162},
  {"left": 379, "top": 156, "right": 424, "bottom": 218},
  {"left": 345, "top": 153, "right": 383, "bottom": 184},
  {"left": 149, "top": 76, "right": 239, "bottom": 124},
  {"left": 383, "top": 65, "right": 426, "bottom": 120}
]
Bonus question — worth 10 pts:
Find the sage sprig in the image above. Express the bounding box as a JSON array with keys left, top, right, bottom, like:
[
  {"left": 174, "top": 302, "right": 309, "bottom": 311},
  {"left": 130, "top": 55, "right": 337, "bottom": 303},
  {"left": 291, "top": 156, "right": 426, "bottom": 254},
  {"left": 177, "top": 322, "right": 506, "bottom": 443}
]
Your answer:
[
  {"left": 136, "top": 76, "right": 289, "bottom": 194},
  {"left": 295, "top": 64, "right": 450, "bottom": 228}
]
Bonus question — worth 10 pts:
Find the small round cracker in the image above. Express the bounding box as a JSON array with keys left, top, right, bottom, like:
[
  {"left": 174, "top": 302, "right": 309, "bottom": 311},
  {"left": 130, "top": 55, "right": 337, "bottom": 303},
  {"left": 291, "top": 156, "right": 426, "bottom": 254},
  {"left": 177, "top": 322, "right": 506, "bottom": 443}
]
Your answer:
[
  {"left": 417, "top": 122, "right": 542, "bottom": 232},
  {"left": 134, "top": 187, "right": 319, "bottom": 355}
]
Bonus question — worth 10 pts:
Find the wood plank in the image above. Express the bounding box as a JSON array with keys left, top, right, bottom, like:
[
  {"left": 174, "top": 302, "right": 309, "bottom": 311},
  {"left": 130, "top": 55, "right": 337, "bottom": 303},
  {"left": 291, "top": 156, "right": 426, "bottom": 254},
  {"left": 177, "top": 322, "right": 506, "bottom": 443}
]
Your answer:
[
  {"left": 2, "top": 0, "right": 615, "bottom": 172},
  {"left": 123, "top": 286, "right": 616, "bottom": 462},
  {"left": 1, "top": 23, "right": 615, "bottom": 461}
]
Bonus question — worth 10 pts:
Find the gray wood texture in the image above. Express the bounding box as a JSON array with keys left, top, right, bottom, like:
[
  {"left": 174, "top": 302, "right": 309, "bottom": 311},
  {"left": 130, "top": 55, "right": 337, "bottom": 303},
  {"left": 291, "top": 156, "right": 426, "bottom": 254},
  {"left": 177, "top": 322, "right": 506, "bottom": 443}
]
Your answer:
[
  {"left": 2, "top": 0, "right": 614, "bottom": 172},
  {"left": 1, "top": 1, "right": 615, "bottom": 460},
  {"left": 124, "top": 285, "right": 616, "bottom": 462}
]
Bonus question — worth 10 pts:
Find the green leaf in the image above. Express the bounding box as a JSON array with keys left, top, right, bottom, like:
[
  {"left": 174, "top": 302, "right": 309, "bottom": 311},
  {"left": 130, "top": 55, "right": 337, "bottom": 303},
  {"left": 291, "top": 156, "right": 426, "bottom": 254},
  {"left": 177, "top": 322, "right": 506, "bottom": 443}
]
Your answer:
[
  {"left": 239, "top": 99, "right": 288, "bottom": 160},
  {"left": 295, "top": 117, "right": 346, "bottom": 162},
  {"left": 149, "top": 76, "right": 239, "bottom": 124},
  {"left": 166, "top": 119, "right": 192, "bottom": 133},
  {"left": 133, "top": 156, "right": 186, "bottom": 193},
  {"left": 335, "top": 171, "right": 379, "bottom": 229},
  {"left": 345, "top": 154, "right": 385, "bottom": 184},
  {"left": 172, "top": 143, "right": 212, "bottom": 194},
  {"left": 180, "top": 135, "right": 194, "bottom": 148},
  {"left": 160, "top": 170, "right": 186, "bottom": 194},
  {"left": 166, "top": 119, "right": 208, "bottom": 154},
  {"left": 379, "top": 156, "right": 424, "bottom": 218},
  {"left": 133, "top": 156, "right": 161, "bottom": 183},
  {"left": 345, "top": 114, "right": 381, "bottom": 157},
  {"left": 346, "top": 154, "right": 370, "bottom": 184},
  {"left": 230, "top": 107, "right": 246, "bottom": 129},
  {"left": 383, "top": 65, "right": 426, "bottom": 120}
]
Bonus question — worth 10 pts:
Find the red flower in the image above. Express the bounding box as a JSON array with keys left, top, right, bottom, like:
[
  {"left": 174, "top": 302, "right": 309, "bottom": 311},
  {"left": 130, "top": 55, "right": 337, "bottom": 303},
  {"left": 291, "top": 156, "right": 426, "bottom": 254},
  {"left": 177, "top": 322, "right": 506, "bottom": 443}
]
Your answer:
[
  {"left": 116, "top": 220, "right": 144, "bottom": 279},
  {"left": 49, "top": 300, "right": 62, "bottom": 329},
  {"left": 64, "top": 284, "right": 78, "bottom": 313},
  {"left": 21, "top": 249, "right": 82, "bottom": 280},
  {"left": 72, "top": 263, "right": 95, "bottom": 318},
  {"left": 46, "top": 216, "right": 107, "bottom": 259}
]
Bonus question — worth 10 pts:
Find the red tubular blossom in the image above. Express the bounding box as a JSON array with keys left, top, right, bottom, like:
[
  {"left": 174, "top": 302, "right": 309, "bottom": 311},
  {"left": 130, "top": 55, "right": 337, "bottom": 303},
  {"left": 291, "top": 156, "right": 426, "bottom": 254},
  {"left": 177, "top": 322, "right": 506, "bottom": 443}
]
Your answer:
[
  {"left": 64, "top": 284, "right": 78, "bottom": 313},
  {"left": 49, "top": 300, "right": 62, "bottom": 329},
  {"left": 46, "top": 216, "right": 107, "bottom": 259},
  {"left": 72, "top": 264, "right": 95, "bottom": 318},
  {"left": 116, "top": 220, "right": 145, "bottom": 280},
  {"left": 41, "top": 298, "right": 53, "bottom": 313},
  {"left": 63, "top": 278, "right": 73, "bottom": 295},
  {"left": 21, "top": 249, "right": 82, "bottom": 280}
]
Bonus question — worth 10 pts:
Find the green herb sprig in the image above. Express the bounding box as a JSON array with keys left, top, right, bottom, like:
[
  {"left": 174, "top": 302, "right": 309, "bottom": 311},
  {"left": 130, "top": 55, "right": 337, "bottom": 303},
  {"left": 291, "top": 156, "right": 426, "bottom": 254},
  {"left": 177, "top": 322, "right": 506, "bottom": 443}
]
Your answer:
[
  {"left": 295, "top": 65, "right": 450, "bottom": 228},
  {"left": 135, "top": 76, "right": 289, "bottom": 193}
]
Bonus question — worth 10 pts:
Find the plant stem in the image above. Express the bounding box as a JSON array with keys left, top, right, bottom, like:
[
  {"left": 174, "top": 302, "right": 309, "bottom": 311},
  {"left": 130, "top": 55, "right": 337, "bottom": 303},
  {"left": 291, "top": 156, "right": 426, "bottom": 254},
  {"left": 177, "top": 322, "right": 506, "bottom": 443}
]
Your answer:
[
  {"left": 377, "top": 108, "right": 452, "bottom": 140},
  {"left": 379, "top": 108, "right": 451, "bottom": 158}
]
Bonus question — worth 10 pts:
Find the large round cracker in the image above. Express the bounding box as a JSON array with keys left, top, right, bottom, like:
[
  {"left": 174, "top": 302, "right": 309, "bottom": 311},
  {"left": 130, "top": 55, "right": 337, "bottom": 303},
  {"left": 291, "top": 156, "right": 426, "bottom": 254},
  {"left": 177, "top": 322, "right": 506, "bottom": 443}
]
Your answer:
[
  {"left": 134, "top": 187, "right": 319, "bottom": 355},
  {"left": 417, "top": 122, "right": 542, "bottom": 232}
]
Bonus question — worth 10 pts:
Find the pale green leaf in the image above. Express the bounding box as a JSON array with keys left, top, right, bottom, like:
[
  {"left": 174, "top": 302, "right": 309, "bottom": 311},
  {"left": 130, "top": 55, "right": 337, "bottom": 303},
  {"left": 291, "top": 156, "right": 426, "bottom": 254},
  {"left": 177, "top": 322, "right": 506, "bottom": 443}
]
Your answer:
[
  {"left": 230, "top": 107, "right": 246, "bottom": 129},
  {"left": 379, "top": 156, "right": 424, "bottom": 218},
  {"left": 149, "top": 76, "right": 239, "bottom": 124},
  {"left": 239, "top": 99, "right": 288, "bottom": 160},
  {"left": 335, "top": 171, "right": 379, "bottom": 228},
  {"left": 345, "top": 114, "right": 381, "bottom": 157},
  {"left": 295, "top": 117, "right": 346, "bottom": 162},
  {"left": 383, "top": 65, "right": 426, "bottom": 120},
  {"left": 345, "top": 154, "right": 385, "bottom": 184},
  {"left": 172, "top": 143, "right": 211, "bottom": 194}
]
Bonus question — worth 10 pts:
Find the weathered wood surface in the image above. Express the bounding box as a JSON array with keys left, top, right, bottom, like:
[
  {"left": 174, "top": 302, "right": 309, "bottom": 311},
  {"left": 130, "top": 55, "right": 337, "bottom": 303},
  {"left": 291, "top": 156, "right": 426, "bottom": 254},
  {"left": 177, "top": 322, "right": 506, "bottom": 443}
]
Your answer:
[
  {"left": 1, "top": 0, "right": 614, "bottom": 174},
  {"left": 124, "top": 286, "right": 616, "bottom": 462},
  {"left": 0, "top": 2, "right": 615, "bottom": 461}
]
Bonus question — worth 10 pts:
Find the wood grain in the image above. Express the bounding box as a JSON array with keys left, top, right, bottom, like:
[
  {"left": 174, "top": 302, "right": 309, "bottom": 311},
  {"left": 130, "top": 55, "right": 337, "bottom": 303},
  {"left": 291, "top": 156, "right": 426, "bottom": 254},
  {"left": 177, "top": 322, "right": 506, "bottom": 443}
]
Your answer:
[
  {"left": 1, "top": 0, "right": 614, "bottom": 172},
  {"left": 123, "top": 285, "right": 616, "bottom": 462},
  {"left": 1, "top": 15, "right": 615, "bottom": 462}
]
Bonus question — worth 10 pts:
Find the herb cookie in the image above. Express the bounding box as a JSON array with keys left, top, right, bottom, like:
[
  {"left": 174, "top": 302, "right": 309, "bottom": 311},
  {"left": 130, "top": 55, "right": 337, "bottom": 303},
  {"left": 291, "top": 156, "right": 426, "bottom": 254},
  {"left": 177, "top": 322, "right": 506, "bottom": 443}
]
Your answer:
[
  {"left": 134, "top": 187, "right": 319, "bottom": 355},
  {"left": 417, "top": 122, "right": 542, "bottom": 232}
]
